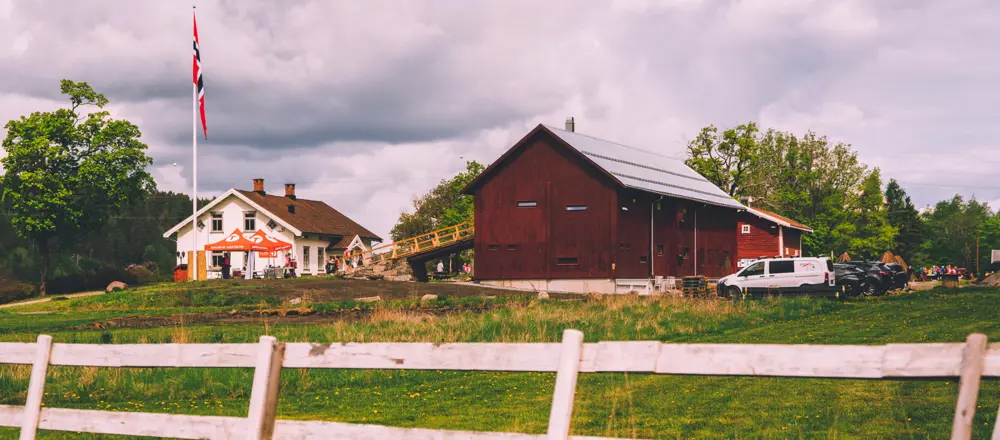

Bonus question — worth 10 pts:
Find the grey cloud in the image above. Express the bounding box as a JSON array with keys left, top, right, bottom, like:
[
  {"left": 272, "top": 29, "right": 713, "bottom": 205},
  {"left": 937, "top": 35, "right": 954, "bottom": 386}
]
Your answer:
[{"left": 5, "top": 0, "right": 1000, "bottom": 237}]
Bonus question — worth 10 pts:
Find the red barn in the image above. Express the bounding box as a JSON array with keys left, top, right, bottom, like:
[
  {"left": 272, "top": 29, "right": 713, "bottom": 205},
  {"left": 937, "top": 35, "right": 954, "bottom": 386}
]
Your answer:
[
  {"left": 462, "top": 121, "right": 746, "bottom": 294},
  {"left": 735, "top": 207, "right": 813, "bottom": 268}
]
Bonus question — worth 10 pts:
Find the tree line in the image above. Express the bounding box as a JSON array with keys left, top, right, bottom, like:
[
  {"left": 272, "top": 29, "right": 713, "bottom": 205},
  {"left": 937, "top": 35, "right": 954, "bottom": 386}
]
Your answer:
[{"left": 685, "top": 122, "right": 1000, "bottom": 272}]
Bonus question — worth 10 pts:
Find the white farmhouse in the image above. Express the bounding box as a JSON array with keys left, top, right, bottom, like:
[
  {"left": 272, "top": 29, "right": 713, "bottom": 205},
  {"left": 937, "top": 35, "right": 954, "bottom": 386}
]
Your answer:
[{"left": 163, "top": 179, "right": 381, "bottom": 277}]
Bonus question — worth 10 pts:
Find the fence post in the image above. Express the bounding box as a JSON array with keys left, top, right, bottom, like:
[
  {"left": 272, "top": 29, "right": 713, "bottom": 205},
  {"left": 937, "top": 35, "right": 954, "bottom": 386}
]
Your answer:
[
  {"left": 247, "top": 336, "right": 285, "bottom": 440},
  {"left": 951, "top": 333, "right": 987, "bottom": 440},
  {"left": 547, "top": 329, "right": 584, "bottom": 440},
  {"left": 19, "top": 334, "right": 53, "bottom": 440},
  {"left": 994, "top": 404, "right": 1000, "bottom": 440}
]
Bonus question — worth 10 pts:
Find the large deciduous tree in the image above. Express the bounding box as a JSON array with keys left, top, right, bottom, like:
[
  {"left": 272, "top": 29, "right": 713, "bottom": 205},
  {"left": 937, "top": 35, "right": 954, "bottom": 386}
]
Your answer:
[
  {"left": 390, "top": 161, "right": 485, "bottom": 241},
  {"left": 884, "top": 179, "right": 925, "bottom": 264},
  {"left": 1, "top": 80, "right": 155, "bottom": 294},
  {"left": 848, "top": 168, "right": 897, "bottom": 259},
  {"left": 685, "top": 122, "right": 771, "bottom": 199}
]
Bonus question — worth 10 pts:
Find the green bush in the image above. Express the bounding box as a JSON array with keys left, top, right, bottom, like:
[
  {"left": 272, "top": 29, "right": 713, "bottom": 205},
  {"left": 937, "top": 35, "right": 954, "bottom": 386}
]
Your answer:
[{"left": 0, "top": 282, "right": 35, "bottom": 304}]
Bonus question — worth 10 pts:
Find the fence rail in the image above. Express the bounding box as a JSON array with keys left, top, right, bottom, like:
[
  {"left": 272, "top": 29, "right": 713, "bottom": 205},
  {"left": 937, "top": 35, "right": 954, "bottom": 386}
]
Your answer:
[{"left": 1, "top": 332, "right": 999, "bottom": 439}]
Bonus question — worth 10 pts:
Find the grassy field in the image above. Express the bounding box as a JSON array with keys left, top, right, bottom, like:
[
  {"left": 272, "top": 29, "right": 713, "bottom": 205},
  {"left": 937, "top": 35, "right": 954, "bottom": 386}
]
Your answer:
[{"left": 0, "top": 279, "right": 998, "bottom": 439}]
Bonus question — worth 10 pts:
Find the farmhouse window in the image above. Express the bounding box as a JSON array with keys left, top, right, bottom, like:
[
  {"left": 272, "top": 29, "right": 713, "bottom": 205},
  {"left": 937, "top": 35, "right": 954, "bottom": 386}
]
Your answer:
[
  {"left": 517, "top": 201, "right": 537, "bottom": 208},
  {"left": 317, "top": 248, "right": 324, "bottom": 270},
  {"left": 506, "top": 244, "right": 518, "bottom": 251},
  {"left": 488, "top": 244, "right": 499, "bottom": 251},
  {"left": 556, "top": 257, "right": 578, "bottom": 265},
  {"left": 211, "top": 213, "right": 223, "bottom": 232},
  {"left": 303, "top": 246, "right": 311, "bottom": 272},
  {"left": 211, "top": 252, "right": 225, "bottom": 268},
  {"left": 267, "top": 219, "right": 278, "bottom": 230},
  {"left": 741, "top": 224, "right": 751, "bottom": 234},
  {"left": 657, "top": 244, "right": 664, "bottom": 256},
  {"left": 565, "top": 205, "right": 588, "bottom": 212},
  {"left": 244, "top": 211, "right": 257, "bottom": 231}
]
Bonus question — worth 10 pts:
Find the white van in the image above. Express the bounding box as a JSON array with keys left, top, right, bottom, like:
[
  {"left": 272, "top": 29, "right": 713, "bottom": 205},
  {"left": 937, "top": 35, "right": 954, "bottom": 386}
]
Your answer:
[{"left": 716, "top": 257, "right": 837, "bottom": 298}]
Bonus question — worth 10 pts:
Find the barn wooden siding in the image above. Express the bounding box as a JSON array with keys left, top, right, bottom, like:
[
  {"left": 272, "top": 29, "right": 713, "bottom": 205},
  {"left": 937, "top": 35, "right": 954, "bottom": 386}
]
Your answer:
[
  {"left": 470, "top": 129, "right": 739, "bottom": 280},
  {"left": 472, "top": 133, "right": 617, "bottom": 280},
  {"left": 736, "top": 214, "right": 780, "bottom": 264}
]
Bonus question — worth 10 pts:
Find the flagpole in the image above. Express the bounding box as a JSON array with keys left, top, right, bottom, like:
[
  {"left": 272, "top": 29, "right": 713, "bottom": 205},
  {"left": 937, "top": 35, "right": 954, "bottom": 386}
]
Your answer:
[{"left": 191, "top": 4, "right": 199, "bottom": 281}]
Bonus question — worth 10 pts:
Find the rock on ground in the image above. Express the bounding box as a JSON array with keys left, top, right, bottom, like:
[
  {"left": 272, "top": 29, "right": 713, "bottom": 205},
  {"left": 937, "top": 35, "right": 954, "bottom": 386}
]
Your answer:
[{"left": 106, "top": 281, "right": 128, "bottom": 293}]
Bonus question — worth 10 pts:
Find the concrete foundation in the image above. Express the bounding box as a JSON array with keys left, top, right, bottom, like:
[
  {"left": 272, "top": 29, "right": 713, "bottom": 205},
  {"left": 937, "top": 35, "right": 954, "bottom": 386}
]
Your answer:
[{"left": 479, "top": 278, "right": 678, "bottom": 295}]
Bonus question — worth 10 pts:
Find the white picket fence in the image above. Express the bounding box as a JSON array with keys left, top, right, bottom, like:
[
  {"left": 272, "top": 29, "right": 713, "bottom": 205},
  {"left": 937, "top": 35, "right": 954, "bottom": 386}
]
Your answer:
[{"left": 1, "top": 331, "right": 999, "bottom": 440}]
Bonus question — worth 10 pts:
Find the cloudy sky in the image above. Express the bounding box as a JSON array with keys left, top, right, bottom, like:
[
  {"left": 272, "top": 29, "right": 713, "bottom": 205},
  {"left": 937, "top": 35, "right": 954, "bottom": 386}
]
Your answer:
[{"left": 2, "top": 0, "right": 999, "bottom": 239}]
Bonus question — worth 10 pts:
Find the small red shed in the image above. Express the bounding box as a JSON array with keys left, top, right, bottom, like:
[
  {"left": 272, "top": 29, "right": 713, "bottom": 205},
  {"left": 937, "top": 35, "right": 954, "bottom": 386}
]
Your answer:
[{"left": 736, "top": 207, "right": 813, "bottom": 268}]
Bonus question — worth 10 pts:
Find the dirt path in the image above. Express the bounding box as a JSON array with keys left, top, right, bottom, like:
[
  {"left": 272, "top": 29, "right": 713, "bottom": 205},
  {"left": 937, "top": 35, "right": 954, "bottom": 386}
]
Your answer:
[{"left": 0, "top": 290, "right": 104, "bottom": 309}]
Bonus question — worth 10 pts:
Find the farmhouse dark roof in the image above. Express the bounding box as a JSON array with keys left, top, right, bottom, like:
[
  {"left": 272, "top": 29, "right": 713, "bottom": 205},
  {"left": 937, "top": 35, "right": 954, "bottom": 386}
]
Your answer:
[
  {"left": 236, "top": 190, "right": 382, "bottom": 240},
  {"left": 463, "top": 124, "right": 746, "bottom": 209}
]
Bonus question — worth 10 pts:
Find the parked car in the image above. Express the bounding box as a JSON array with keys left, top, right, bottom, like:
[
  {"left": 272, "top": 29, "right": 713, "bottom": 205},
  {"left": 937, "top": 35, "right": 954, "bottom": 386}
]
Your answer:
[
  {"left": 716, "top": 257, "right": 837, "bottom": 299},
  {"left": 883, "top": 263, "right": 909, "bottom": 290},
  {"left": 844, "top": 261, "right": 892, "bottom": 296},
  {"left": 833, "top": 263, "right": 868, "bottom": 297}
]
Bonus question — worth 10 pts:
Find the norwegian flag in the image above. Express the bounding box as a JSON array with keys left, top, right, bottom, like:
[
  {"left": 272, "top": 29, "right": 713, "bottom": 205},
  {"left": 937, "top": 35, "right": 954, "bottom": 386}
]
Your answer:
[{"left": 193, "top": 11, "right": 207, "bottom": 139}]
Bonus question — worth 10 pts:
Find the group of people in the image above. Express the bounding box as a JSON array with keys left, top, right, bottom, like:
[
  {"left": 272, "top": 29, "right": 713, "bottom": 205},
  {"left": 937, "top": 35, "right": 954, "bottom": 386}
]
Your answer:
[
  {"left": 915, "top": 265, "right": 985, "bottom": 281},
  {"left": 218, "top": 250, "right": 475, "bottom": 278}
]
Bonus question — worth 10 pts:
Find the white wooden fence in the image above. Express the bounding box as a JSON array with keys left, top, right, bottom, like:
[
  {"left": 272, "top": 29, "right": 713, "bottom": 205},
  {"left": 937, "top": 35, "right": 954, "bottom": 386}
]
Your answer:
[{"left": 1, "top": 331, "right": 999, "bottom": 440}]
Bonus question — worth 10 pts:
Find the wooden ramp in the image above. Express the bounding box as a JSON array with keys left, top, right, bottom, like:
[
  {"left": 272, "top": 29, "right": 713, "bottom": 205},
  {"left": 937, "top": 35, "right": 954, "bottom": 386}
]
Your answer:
[{"left": 362, "top": 220, "right": 474, "bottom": 264}]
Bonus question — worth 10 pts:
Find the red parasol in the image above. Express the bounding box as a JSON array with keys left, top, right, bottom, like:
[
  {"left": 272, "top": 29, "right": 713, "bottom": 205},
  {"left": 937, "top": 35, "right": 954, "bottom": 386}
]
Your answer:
[
  {"left": 249, "top": 230, "right": 293, "bottom": 257},
  {"left": 205, "top": 229, "right": 268, "bottom": 252}
]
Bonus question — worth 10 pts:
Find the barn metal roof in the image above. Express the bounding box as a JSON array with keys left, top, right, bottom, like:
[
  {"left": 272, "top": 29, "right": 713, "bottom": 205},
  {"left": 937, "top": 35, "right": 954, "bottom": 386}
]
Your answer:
[{"left": 543, "top": 125, "right": 746, "bottom": 209}]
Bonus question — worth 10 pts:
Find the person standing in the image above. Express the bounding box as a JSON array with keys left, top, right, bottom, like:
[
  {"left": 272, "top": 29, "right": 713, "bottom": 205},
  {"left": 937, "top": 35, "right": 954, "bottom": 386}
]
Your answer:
[{"left": 221, "top": 252, "right": 231, "bottom": 279}]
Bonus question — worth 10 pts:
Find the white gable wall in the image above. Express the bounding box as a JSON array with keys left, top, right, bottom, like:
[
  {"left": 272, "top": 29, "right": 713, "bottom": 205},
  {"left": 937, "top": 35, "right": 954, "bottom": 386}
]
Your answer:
[{"left": 175, "top": 195, "right": 300, "bottom": 275}]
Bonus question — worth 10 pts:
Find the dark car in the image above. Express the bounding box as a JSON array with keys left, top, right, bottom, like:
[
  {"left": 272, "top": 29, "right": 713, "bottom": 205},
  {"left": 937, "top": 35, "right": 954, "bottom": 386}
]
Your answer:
[
  {"left": 833, "top": 263, "right": 867, "bottom": 296},
  {"left": 844, "top": 261, "right": 892, "bottom": 296},
  {"left": 883, "top": 263, "right": 908, "bottom": 290}
]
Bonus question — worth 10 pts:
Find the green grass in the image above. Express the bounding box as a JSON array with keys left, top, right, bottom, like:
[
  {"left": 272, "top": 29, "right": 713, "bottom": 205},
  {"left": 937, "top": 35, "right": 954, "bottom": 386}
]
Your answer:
[{"left": 0, "top": 283, "right": 997, "bottom": 439}]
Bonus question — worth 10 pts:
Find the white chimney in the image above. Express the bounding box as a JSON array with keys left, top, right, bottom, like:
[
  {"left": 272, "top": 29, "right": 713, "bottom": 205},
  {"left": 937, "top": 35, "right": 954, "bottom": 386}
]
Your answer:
[{"left": 565, "top": 117, "right": 575, "bottom": 132}]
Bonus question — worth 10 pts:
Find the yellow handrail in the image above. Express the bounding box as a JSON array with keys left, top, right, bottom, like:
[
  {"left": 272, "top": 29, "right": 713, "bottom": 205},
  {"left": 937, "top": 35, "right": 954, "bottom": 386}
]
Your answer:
[{"left": 361, "top": 220, "right": 474, "bottom": 263}]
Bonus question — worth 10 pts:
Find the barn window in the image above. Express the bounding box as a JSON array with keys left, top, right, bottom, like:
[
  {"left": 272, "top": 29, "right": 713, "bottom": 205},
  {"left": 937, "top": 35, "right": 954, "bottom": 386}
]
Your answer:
[
  {"left": 565, "top": 205, "right": 588, "bottom": 212},
  {"left": 657, "top": 245, "right": 664, "bottom": 256},
  {"left": 556, "top": 257, "right": 578, "bottom": 265},
  {"left": 741, "top": 224, "right": 751, "bottom": 234},
  {"left": 517, "top": 201, "right": 537, "bottom": 208},
  {"left": 488, "top": 244, "right": 499, "bottom": 251},
  {"left": 639, "top": 256, "right": 648, "bottom": 263},
  {"left": 506, "top": 244, "right": 518, "bottom": 251}
]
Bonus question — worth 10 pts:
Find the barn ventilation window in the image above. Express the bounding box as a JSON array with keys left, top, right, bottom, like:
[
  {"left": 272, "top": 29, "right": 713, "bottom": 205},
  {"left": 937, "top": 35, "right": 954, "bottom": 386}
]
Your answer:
[
  {"left": 741, "top": 224, "right": 751, "bottom": 234},
  {"left": 565, "top": 205, "right": 588, "bottom": 212},
  {"left": 557, "top": 257, "right": 578, "bottom": 265},
  {"left": 657, "top": 245, "right": 664, "bottom": 256},
  {"left": 488, "top": 244, "right": 499, "bottom": 251},
  {"left": 639, "top": 256, "right": 648, "bottom": 263},
  {"left": 517, "top": 201, "right": 537, "bottom": 208},
  {"left": 506, "top": 244, "right": 518, "bottom": 251}
]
